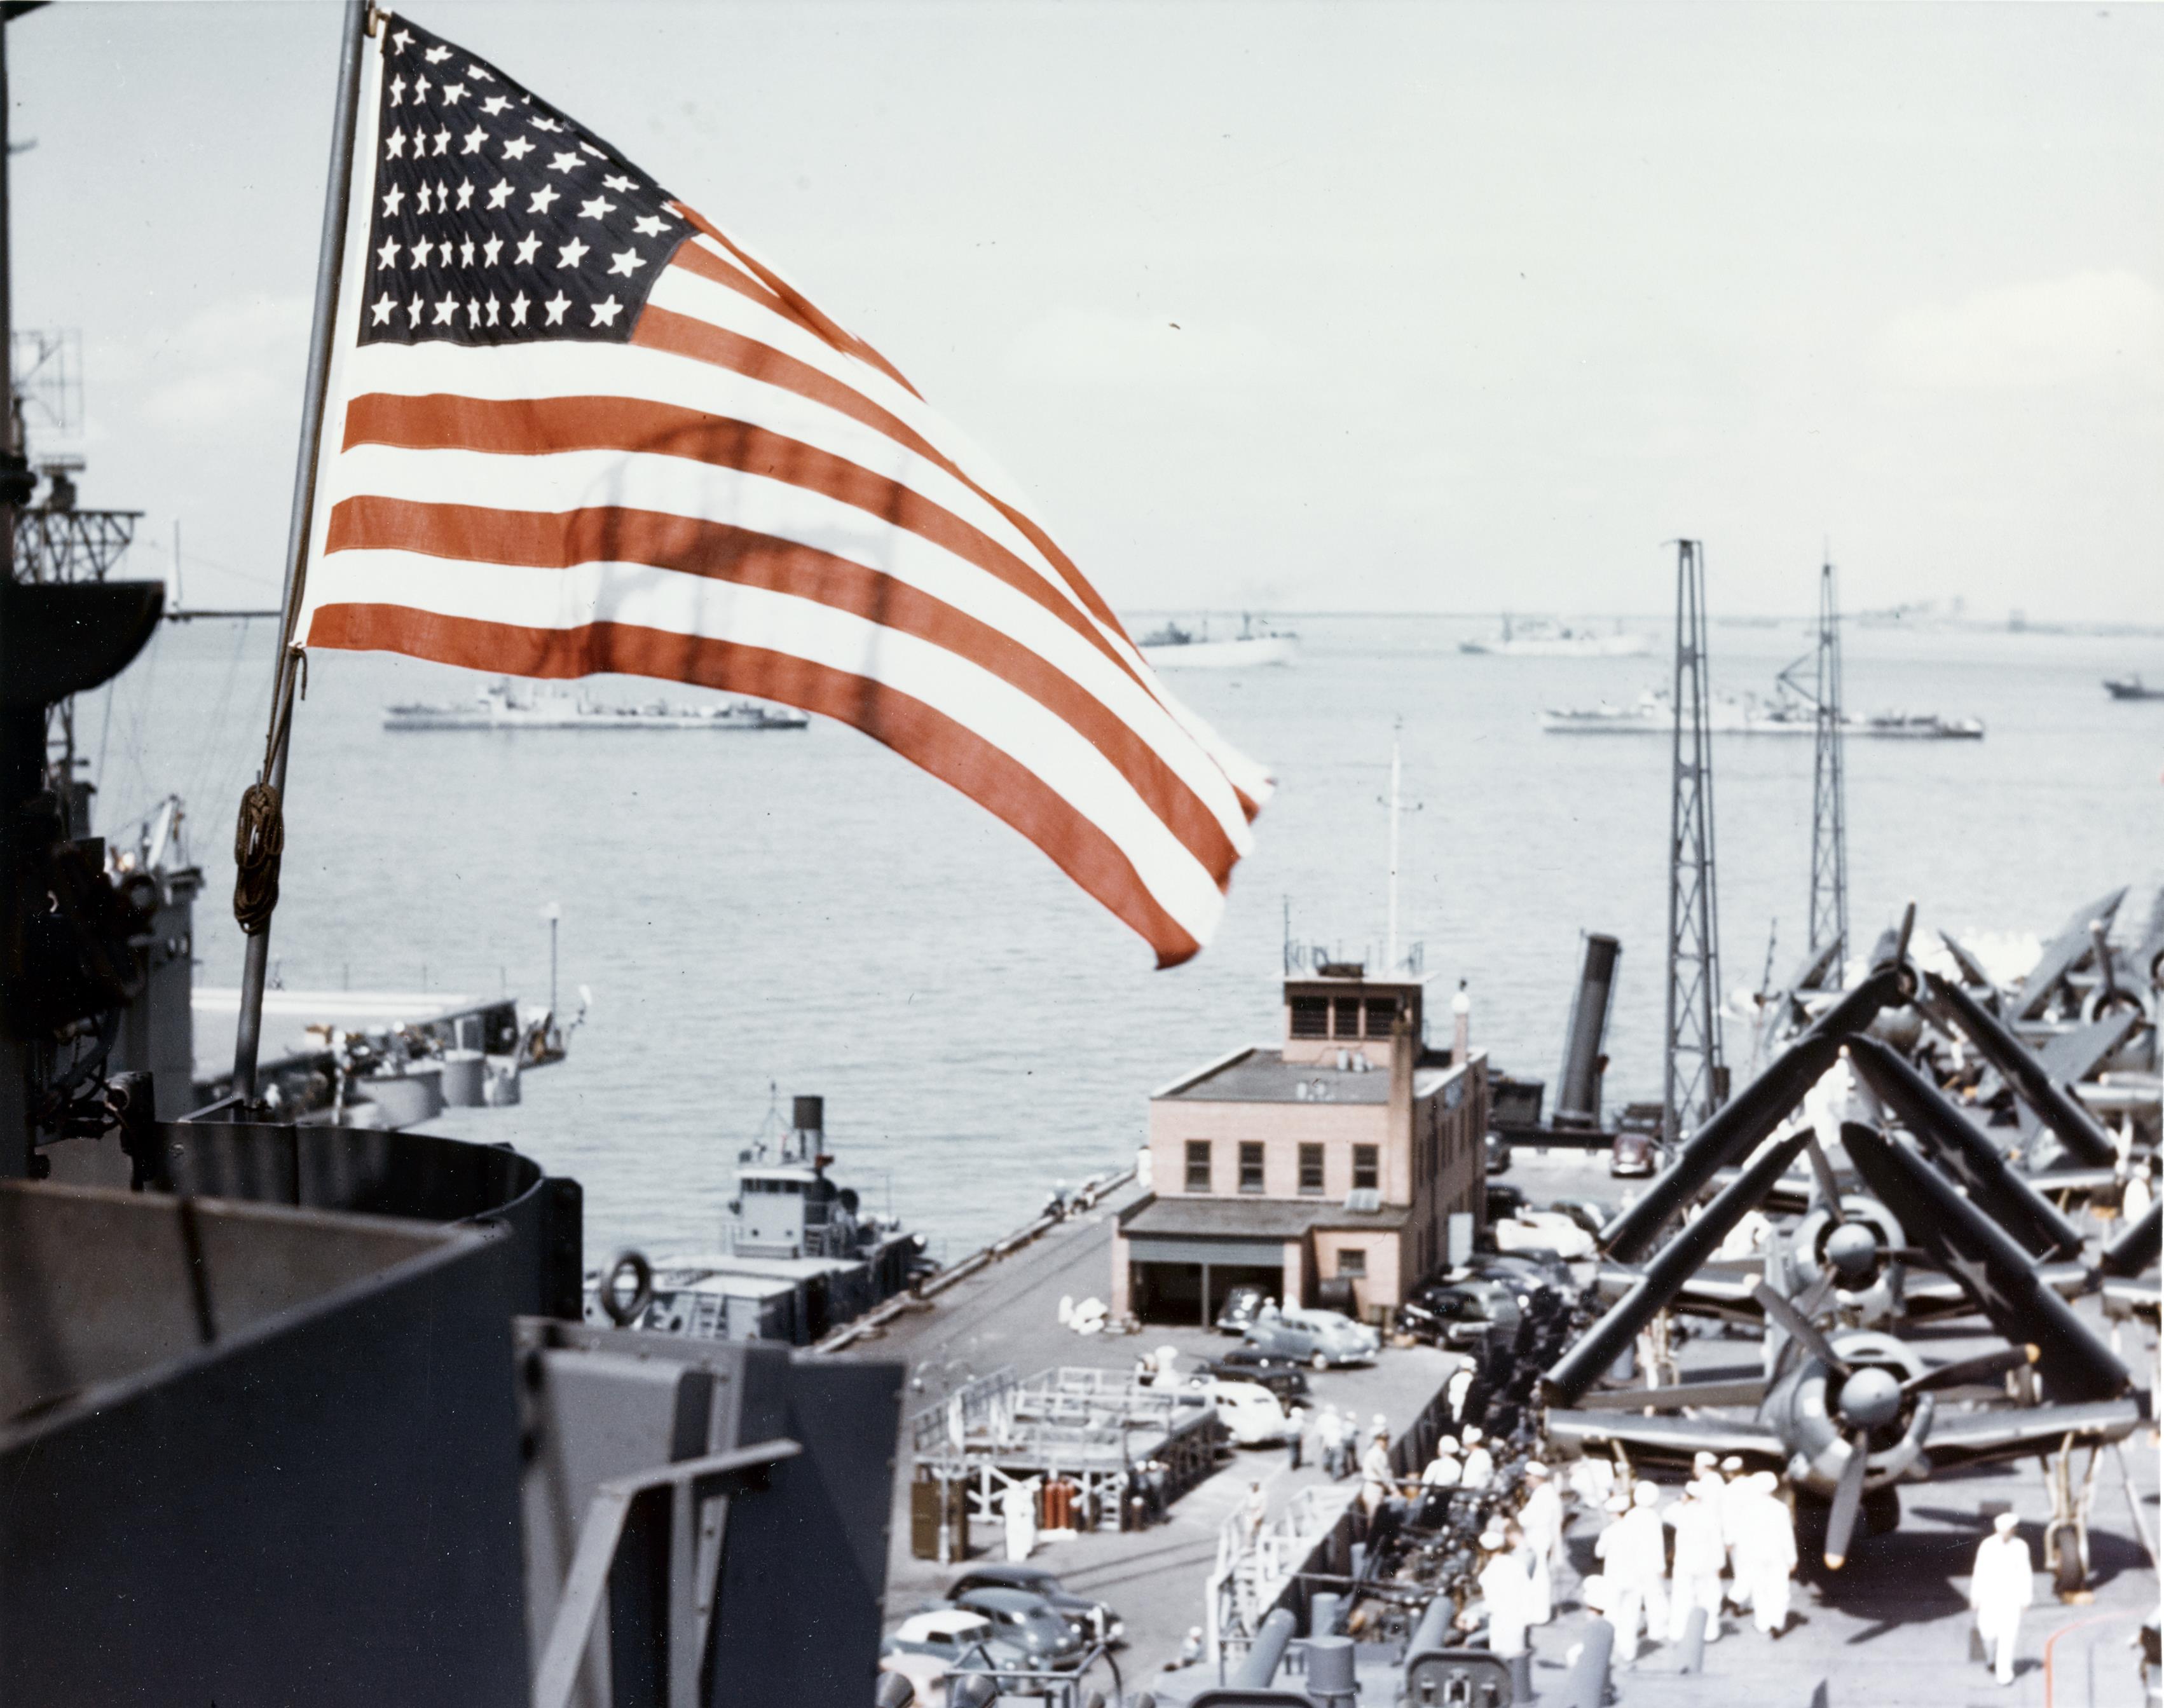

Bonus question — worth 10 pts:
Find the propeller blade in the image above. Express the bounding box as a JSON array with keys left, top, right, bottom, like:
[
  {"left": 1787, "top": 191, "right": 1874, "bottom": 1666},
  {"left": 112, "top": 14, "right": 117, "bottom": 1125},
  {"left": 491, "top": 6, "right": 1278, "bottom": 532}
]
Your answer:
[
  {"left": 1903, "top": 1344, "right": 2038, "bottom": 1395},
  {"left": 1793, "top": 1269, "right": 1838, "bottom": 1320},
  {"left": 1892, "top": 901, "right": 1917, "bottom": 969},
  {"left": 1802, "top": 1137, "right": 1846, "bottom": 1222},
  {"left": 1752, "top": 1281, "right": 1851, "bottom": 1374},
  {"left": 1823, "top": 1428, "right": 1872, "bottom": 1569}
]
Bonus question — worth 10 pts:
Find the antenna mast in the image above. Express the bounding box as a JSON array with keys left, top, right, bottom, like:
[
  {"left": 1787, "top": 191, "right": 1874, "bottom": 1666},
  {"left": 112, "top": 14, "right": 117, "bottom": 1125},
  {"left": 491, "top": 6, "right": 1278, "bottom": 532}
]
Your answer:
[
  {"left": 1807, "top": 554, "right": 1849, "bottom": 966},
  {"left": 1664, "top": 539, "right": 1726, "bottom": 1142}
]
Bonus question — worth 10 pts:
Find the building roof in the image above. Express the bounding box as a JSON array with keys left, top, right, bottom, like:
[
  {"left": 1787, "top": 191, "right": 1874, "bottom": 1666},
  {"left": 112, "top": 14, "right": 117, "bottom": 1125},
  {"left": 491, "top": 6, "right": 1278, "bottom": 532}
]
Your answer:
[
  {"left": 1118, "top": 1192, "right": 1410, "bottom": 1241},
  {"left": 1153, "top": 1045, "right": 1467, "bottom": 1105}
]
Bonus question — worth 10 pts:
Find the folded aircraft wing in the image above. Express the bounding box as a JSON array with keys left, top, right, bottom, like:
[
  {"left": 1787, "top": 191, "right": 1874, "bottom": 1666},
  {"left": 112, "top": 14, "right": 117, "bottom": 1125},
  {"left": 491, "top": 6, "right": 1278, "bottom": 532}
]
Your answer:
[
  {"left": 1545, "top": 1409, "right": 1784, "bottom": 1465},
  {"left": 1922, "top": 1400, "right": 2146, "bottom": 1473}
]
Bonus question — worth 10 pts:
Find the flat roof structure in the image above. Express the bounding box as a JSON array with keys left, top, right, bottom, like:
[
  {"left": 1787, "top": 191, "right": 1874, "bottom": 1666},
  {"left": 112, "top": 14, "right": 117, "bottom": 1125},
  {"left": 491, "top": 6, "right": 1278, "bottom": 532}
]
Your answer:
[
  {"left": 1154, "top": 1045, "right": 1463, "bottom": 1106},
  {"left": 1118, "top": 1195, "right": 1409, "bottom": 1241}
]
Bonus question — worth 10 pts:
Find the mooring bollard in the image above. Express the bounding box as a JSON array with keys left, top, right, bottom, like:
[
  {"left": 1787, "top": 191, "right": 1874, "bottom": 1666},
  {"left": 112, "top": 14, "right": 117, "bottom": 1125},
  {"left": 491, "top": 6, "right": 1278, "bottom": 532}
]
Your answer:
[
  {"left": 1311, "top": 1590, "right": 1343, "bottom": 1639},
  {"left": 1563, "top": 1618, "right": 1613, "bottom": 1708},
  {"left": 1305, "top": 1634, "right": 1358, "bottom": 1708},
  {"left": 1676, "top": 1604, "right": 1708, "bottom": 1674}
]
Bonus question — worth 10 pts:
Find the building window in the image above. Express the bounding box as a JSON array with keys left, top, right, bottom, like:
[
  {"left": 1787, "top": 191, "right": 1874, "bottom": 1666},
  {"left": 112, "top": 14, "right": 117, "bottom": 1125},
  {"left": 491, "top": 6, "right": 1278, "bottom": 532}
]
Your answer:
[
  {"left": 1353, "top": 1144, "right": 1379, "bottom": 1192},
  {"left": 1364, "top": 997, "right": 1399, "bottom": 1038},
  {"left": 1333, "top": 997, "right": 1360, "bottom": 1038},
  {"left": 1337, "top": 1248, "right": 1367, "bottom": 1277},
  {"left": 1290, "top": 997, "right": 1329, "bottom": 1039},
  {"left": 1238, "top": 1142, "right": 1265, "bottom": 1194},
  {"left": 1185, "top": 1140, "right": 1212, "bottom": 1193},
  {"left": 1298, "top": 1143, "right": 1325, "bottom": 1195}
]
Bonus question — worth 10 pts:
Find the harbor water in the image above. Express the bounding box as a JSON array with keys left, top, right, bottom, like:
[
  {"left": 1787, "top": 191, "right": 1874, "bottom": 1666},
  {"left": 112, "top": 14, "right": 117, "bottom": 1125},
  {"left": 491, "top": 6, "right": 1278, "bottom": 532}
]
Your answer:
[{"left": 95, "top": 611, "right": 2163, "bottom": 1264}]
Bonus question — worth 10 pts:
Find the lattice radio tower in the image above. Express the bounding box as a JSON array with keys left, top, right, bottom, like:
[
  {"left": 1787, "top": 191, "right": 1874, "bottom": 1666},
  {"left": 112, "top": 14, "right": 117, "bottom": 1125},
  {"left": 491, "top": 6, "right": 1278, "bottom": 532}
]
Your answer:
[
  {"left": 1806, "top": 556, "right": 1848, "bottom": 963},
  {"left": 1664, "top": 539, "right": 1726, "bottom": 1141}
]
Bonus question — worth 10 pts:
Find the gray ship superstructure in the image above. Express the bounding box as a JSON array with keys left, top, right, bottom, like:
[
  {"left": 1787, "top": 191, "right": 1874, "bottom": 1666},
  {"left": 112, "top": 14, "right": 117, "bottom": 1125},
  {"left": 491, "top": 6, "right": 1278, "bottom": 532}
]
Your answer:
[{"left": 587, "top": 1093, "right": 926, "bottom": 1345}]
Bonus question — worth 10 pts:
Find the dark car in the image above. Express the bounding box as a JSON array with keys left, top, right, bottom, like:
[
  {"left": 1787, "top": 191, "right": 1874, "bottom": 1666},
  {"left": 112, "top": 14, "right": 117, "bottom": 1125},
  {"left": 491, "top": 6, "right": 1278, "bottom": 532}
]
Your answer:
[
  {"left": 1485, "top": 1130, "right": 1513, "bottom": 1175},
  {"left": 1486, "top": 1182, "right": 1526, "bottom": 1224},
  {"left": 1195, "top": 1348, "right": 1311, "bottom": 1405},
  {"left": 1213, "top": 1283, "right": 1272, "bottom": 1336},
  {"left": 1548, "top": 1198, "right": 1608, "bottom": 1241},
  {"left": 1467, "top": 1250, "right": 1573, "bottom": 1296},
  {"left": 1396, "top": 1280, "right": 1521, "bottom": 1348},
  {"left": 1611, "top": 1130, "right": 1657, "bottom": 1178},
  {"left": 946, "top": 1563, "right": 1123, "bottom": 1649},
  {"left": 949, "top": 1586, "right": 1086, "bottom": 1670}
]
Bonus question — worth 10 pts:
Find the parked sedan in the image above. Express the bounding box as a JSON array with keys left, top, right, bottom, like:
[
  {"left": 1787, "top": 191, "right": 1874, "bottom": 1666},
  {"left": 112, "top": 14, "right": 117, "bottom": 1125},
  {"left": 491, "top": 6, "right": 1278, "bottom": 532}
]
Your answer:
[
  {"left": 1195, "top": 1348, "right": 1312, "bottom": 1405},
  {"left": 1395, "top": 1280, "right": 1521, "bottom": 1349},
  {"left": 1465, "top": 1250, "right": 1572, "bottom": 1297},
  {"left": 1205, "top": 1377, "right": 1301, "bottom": 1445},
  {"left": 1213, "top": 1284, "right": 1272, "bottom": 1336},
  {"left": 882, "top": 1608, "right": 1025, "bottom": 1675},
  {"left": 945, "top": 1564, "right": 1123, "bottom": 1649},
  {"left": 950, "top": 1587, "right": 1087, "bottom": 1670},
  {"left": 1611, "top": 1130, "right": 1658, "bottom": 1177},
  {"left": 1243, "top": 1305, "right": 1379, "bottom": 1369}
]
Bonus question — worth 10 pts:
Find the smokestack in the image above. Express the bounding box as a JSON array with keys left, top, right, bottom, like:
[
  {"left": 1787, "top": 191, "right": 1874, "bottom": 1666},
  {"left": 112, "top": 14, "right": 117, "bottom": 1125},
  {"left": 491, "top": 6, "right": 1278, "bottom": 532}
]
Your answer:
[
  {"left": 1554, "top": 934, "right": 1621, "bottom": 1129},
  {"left": 1451, "top": 980, "right": 1471, "bottom": 1067},
  {"left": 791, "top": 1095, "right": 824, "bottom": 1138}
]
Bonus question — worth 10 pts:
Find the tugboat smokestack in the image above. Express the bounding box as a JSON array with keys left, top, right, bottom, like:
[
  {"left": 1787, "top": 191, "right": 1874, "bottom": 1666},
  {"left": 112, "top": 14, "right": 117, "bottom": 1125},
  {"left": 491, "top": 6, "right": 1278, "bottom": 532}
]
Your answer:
[{"left": 792, "top": 1095, "right": 825, "bottom": 1138}]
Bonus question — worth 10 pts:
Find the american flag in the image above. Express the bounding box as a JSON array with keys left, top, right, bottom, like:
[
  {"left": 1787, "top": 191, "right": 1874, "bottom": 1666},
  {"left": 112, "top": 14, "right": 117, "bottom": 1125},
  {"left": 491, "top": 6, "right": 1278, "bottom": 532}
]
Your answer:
[{"left": 296, "top": 14, "right": 1269, "bottom": 966}]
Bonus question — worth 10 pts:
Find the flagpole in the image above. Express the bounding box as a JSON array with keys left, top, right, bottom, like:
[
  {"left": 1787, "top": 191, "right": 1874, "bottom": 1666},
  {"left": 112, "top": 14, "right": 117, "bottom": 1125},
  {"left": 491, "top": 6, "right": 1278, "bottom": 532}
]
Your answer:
[{"left": 229, "top": 0, "right": 370, "bottom": 1105}]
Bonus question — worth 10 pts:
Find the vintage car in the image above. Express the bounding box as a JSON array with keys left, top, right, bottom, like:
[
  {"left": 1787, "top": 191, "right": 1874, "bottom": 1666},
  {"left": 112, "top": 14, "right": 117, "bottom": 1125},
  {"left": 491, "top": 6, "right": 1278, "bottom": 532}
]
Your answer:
[
  {"left": 1213, "top": 1283, "right": 1272, "bottom": 1336},
  {"left": 943, "top": 1563, "right": 1123, "bottom": 1649},
  {"left": 1242, "top": 1304, "right": 1380, "bottom": 1369},
  {"left": 1193, "top": 1346, "right": 1313, "bottom": 1404},
  {"left": 947, "top": 1586, "right": 1088, "bottom": 1670},
  {"left": 881, "top": 1608, "right": 1025, "bottom": 1676},
  {"left": 1204, "top": 1377, "right": 1301, "bottom": 1445}
]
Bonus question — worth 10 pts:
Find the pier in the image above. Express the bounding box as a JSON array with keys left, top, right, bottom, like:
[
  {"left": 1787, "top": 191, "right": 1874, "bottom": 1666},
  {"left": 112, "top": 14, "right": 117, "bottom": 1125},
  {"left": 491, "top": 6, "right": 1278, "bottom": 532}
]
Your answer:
[{"left": 835, "top": 1173, "right": 1467, "bottom": 1674}]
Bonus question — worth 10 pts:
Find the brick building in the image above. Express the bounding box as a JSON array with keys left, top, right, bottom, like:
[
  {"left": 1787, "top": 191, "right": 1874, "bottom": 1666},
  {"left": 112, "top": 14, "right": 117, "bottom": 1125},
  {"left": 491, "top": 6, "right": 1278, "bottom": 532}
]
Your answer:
[{"left": 1111, "top": 964, "right": 1489, "bottom": 1327}]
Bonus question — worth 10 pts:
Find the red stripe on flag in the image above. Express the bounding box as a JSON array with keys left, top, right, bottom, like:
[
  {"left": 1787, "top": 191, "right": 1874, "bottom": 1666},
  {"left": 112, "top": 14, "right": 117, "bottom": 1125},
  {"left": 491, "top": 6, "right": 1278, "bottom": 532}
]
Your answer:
[
  {"left": 341, "top": 390, "right": 1142, "bottom": 689},
  {"left": 667, "top": 202, "right": 924, "bottom": 402},
  {"left": 629, "top": 301, "right": 1263, "bottom": 825},
  {"left": 306, "top": 600, "right": 1203, "bottom": 967},
  {"left": 641, "top": 280, "right": 1143, "bottom": 660},
  {"left": 668, "top": 242, "right": 799, "bottom": 322},
  {"left": 324, "top": 494, "right": 1240, "bottom": 885}
]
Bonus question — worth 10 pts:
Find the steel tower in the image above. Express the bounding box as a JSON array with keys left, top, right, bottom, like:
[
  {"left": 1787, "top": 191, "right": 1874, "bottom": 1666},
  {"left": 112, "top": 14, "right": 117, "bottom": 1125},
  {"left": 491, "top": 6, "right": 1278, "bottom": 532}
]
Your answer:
[
  {"left": 1664, "top": 539, "right": 1726, "bottom": 1141},
  {"left": 1807, "top": 556, "right": 1848, "bottom": 964}
]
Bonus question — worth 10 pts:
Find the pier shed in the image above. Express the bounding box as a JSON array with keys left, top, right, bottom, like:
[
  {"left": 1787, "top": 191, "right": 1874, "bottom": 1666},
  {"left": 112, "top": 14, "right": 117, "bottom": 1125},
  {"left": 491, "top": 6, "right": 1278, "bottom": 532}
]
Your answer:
[{"left": 1114, "top": 966, "right": 1489, "bottom": 1326}]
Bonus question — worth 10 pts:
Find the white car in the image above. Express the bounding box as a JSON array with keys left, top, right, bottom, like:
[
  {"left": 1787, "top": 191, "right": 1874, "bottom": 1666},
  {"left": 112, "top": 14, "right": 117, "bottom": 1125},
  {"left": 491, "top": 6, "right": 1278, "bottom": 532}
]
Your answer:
[
  {"left": 1205, "top": 1378, "right": 1301, "bottom": 1445},
  {"left": 882, "top": 1608, "right": 1027, "bottom": 1674},
  {"left": 1494, "top": 1210, "right": 1594, "bottom": 1261}
]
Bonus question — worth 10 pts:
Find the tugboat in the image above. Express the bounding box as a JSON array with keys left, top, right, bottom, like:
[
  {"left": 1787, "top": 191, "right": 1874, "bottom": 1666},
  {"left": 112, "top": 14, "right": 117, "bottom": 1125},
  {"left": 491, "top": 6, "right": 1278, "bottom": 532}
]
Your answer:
[
  {"left": 585, "top": 1093, "right": 928, "bottom": 1344},
  {"left": 1136, "top": 612, "right": 1298, "bottom": 669},
  {"left": 385, "top": 679, "right": 810, "bottom": 731},
  {"left": 2104, "top": 675, "right": 2164, "bottom": 701}
]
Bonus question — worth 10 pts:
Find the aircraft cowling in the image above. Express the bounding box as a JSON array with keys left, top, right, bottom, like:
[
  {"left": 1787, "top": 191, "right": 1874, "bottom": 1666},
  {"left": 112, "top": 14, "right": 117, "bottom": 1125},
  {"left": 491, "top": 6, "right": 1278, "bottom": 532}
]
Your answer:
[
  {"left": 1792, "top": 1196, "right": 1909, "bottom": 1328},
  {"left": 1765, "top": 1330, "right": 1935, "bottom": 1499}
]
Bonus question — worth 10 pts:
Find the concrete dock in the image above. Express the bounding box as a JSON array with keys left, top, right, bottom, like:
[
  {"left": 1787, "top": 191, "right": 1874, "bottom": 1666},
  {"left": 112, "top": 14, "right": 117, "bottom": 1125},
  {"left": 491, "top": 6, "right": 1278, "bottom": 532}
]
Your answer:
[
  {"left": 842, "top": 1176, "right": 1460, "bottom": 1681},
  {"left": 843, "top": 1149, "right": 2158, "bottom": 1708}
]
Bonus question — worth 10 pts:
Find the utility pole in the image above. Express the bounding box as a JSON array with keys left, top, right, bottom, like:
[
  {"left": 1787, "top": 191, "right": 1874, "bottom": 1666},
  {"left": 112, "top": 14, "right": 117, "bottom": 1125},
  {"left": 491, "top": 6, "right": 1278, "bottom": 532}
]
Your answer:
[
  {"left": 1807, "top": 554, "right": 1848, "bottom": 966},
  {"left": 542, "top": 901, "right": 561, "bottom": 1018},
  {"left": 1664, "top": 540, "right": 1726, "bottom": 1143}
]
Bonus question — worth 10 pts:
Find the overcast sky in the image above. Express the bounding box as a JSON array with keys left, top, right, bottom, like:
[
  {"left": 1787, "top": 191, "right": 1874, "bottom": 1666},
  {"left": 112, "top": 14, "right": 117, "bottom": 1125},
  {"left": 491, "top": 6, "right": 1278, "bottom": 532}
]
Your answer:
[{"left": 13, "top": 1, "right": 2161, "bottom": 622}]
